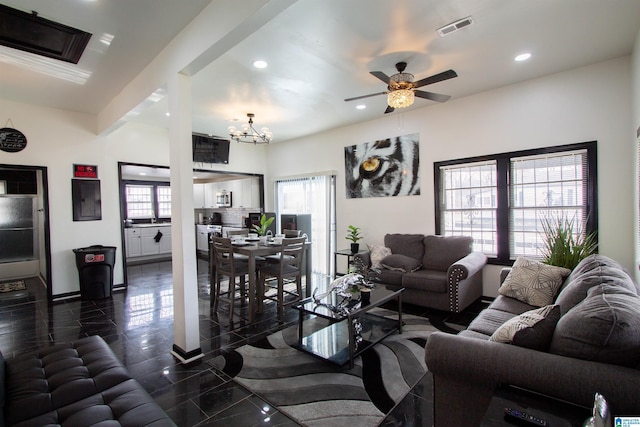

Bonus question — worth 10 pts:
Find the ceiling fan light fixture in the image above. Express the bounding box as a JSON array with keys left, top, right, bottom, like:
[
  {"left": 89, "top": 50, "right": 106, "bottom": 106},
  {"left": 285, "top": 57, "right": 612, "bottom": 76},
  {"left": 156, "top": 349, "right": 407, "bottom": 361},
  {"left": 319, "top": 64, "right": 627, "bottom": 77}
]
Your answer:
[{"left": 387, "top": 89, "right": 414, "bottom": 108}]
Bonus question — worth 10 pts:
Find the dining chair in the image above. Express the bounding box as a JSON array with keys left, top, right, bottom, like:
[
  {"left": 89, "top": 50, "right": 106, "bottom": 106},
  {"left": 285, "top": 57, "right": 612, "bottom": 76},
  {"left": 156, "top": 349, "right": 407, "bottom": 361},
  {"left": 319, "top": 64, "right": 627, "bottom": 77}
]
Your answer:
[
  {"left": 257, "top": 237, "right": 306, "bottom": 321},
  {"left": 225, "top": 229, "right": 251, "bottom": 261},
  {"left": 211, "top": 237, "right": 249, "bottom": 324},
  {"left": 225, "top": 229, "right": 267, "bottom": 265},
  {"left": 226, "top": 229, "right": 249, "bottom": 238},
  {"left": 265, "top": 230, "right": 305, "bottom": 264}
]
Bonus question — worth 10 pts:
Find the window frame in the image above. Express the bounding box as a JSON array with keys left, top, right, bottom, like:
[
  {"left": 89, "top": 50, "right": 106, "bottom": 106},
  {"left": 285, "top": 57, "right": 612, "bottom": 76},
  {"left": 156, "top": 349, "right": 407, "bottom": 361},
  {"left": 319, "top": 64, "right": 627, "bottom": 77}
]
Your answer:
[
  {"left": 124, "top": 181, "right": 172, "bottom": 221},
  {"left": 434, "top": 141, "right": 598, "bottom": 265}
]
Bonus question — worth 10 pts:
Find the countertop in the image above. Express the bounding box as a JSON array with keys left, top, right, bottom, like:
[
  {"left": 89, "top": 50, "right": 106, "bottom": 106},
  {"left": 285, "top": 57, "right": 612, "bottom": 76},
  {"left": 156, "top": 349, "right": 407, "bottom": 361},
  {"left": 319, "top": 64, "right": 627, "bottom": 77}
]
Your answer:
[{"left": 130, "top": 223, "right": 171, "bottom": 228}]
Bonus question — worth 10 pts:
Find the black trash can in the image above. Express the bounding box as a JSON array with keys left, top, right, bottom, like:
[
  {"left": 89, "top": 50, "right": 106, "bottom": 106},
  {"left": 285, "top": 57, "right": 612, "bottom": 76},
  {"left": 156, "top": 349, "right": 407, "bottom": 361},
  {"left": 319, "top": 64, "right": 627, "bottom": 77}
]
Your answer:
[{"left": 73, "top": 245, "right": 117, "bottom": 299}]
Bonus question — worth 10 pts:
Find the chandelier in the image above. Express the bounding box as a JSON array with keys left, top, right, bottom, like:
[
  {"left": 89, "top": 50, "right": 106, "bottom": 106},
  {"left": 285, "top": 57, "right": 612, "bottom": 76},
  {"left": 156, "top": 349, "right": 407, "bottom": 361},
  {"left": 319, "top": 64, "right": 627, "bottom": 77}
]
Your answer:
[
  {"left": 228, "top": 113, "right": 273, "bottom": 144},
  {"left": 387, "top": 89, "right": 415, "bottom": 109}
]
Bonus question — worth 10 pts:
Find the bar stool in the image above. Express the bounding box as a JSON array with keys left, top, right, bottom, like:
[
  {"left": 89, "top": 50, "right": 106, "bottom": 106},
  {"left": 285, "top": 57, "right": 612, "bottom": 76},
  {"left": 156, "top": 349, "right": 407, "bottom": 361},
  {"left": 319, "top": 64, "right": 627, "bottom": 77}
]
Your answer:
[{"left": 211, "top": 237, "right": 249, "bottom": 324}]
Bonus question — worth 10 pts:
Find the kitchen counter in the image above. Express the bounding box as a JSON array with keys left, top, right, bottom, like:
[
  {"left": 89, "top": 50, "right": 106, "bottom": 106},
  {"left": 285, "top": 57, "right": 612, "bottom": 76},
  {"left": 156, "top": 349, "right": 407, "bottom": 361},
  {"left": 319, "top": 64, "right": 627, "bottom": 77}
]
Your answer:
[{"left": 130, "top": 223, "right": 171, "bottom": 228}]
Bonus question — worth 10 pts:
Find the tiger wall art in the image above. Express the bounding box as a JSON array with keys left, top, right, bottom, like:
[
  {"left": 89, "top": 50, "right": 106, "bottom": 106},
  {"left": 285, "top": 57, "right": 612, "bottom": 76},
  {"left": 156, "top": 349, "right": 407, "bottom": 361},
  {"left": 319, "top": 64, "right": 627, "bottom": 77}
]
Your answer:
[{"left": 344, "top": 133, "right": 420, "bottom": 199}]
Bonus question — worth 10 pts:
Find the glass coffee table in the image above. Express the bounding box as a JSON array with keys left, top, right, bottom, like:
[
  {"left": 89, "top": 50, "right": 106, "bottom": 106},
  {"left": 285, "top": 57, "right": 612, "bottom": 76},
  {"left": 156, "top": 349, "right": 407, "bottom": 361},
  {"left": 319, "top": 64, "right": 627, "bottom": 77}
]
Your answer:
[{"left": 291, "top": 283, "right": 404, "bottom": 368}]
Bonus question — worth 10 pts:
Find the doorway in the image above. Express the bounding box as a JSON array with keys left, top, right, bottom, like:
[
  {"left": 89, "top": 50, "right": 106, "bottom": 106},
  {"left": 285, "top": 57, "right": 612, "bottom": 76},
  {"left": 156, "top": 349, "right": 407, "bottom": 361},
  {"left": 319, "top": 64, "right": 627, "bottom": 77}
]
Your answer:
[
  {"left": 117, "top": 162, "right": 266, "bottom": 285},
  {"left": 0, "top": 165, "right": 52, "bottom": 297},
  {"left": 274, "top": 174, "right": 336, "bottom": 276}
]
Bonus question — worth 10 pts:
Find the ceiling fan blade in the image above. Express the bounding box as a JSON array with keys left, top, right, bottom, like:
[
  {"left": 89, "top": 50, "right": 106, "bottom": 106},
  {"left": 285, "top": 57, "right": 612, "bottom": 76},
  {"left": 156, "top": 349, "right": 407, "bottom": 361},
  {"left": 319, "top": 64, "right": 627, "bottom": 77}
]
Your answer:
[
  {"left": 384, "top": 105, "right": 395, "bottom": 114},
  {"left": 413, "top": 90, "right": 451, "bottom": 103},
  {"left": 344, "top": 91, "right": 387, "bottom": 102},
  {"left": 412, "top": 69, "right": 458, "bottom": 88},
  {"left": 370, "top": 71, "right": 391, "bottom": 84}
]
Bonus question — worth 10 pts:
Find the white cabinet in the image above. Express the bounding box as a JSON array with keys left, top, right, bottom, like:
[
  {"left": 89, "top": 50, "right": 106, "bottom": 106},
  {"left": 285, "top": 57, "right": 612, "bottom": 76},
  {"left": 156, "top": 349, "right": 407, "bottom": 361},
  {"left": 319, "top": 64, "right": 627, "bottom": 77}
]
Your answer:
[
  {"left": 196, "top": 225, "right": 210, "bottom": 252},
  {"left": 159, "top": 232, "right": 172, "bottom": 253},
  {"left": 193, "top": 177, "right": 261, "bottom": 209},
  {"left": 141, "top": 226, "right": 172, "bottom": 256},
  {"left": 193, "top": 184, "right": 206, "bottom": 209},
  {"left": 204, "top": 182, "right": 217, "bottom": 208},
  {"left": 241, "top": 179, "right": 252, "bottom": 208},
  {"left": 125, "top": 228, "right": 141, "bottom": 257},
  {"left": 251, "top": 178, "right": 260, "bottom": 208},
  {"left": 126, "top": 226, "right": 172, "bottom": 259}
]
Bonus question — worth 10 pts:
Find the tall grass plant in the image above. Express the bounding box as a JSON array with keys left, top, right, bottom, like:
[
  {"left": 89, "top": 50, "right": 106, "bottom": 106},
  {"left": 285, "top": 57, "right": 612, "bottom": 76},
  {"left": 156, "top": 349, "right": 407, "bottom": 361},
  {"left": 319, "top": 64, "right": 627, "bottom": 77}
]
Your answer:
[{"left": 540, "top": 215, "right": 597, "bottom": 270}]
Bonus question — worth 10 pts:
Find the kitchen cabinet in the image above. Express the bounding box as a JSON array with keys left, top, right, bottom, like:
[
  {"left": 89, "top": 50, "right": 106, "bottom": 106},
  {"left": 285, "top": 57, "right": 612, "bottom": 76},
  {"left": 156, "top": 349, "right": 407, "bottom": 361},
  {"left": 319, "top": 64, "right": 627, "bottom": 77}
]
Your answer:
[
  {"left": 204, "top": 182, "right": 218, "bottom": 208},
  {"left": 193, "top": 184, "right": 206, "bottom": 209},
  {"left": 193, "top": 177, "right": 261, "bottom": 209},
  {"left": 196, "top": 224, "right": 210, "bottom": 252},
  {"left": 251, "top": 179, "right": 260, "bottom": 208},
  {"left": 125, "top": 225, "right": 172, "bottom": 260},
  {"left": 241, "top": 179, "right": 253, "bottom": 208},
  {"left": 125, "top": 228, "right": 141, "bottom": 257}
]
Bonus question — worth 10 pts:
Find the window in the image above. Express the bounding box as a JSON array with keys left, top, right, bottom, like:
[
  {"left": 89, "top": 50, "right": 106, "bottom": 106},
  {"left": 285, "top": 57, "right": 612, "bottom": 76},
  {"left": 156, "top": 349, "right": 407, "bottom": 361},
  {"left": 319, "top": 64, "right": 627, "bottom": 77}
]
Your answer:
[
  {"left": 126, "top": 185, "right": 153, "bottom": 219},
  {"left": 125, "top": 183, "right": 171, "bottom": 220},
  {"left": 156, "top": 186, "right": 172, "bottom": 217},
  {"left": 435, "top": 142, "right": 597, "bottom": 264},
  {"left": 275, "top": 174, "right": 336, "bottom": 276}
]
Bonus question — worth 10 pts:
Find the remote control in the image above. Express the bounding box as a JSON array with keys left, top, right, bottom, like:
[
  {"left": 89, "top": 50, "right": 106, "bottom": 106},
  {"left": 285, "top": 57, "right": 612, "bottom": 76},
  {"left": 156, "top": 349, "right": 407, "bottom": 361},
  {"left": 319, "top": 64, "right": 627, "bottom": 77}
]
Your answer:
[{"left": 504, "top": 407, "right": 549, "bottom": 426}]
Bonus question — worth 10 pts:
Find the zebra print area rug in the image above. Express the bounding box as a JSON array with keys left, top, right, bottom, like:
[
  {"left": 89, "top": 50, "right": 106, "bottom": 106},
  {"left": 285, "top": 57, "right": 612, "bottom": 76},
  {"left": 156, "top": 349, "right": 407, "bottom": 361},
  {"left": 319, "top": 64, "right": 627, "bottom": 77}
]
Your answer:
[{"left": 209, "top": 308, "right": 437, "bottom": 426}]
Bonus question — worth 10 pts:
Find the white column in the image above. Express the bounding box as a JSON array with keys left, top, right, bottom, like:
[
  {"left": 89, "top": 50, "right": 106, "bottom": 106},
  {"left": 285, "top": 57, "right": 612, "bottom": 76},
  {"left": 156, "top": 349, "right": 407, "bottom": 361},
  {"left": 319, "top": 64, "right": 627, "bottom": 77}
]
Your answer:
[{"left": 168, "top": 72, "right": 203, "bottom": 364}]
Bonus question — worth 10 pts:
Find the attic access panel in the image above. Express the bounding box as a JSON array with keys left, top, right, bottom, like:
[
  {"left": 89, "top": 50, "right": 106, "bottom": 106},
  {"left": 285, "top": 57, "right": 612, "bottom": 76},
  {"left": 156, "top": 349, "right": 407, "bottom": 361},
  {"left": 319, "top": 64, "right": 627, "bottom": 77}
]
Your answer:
[{"left": 0, "top": 4, "right": 92, "bottom": 64}]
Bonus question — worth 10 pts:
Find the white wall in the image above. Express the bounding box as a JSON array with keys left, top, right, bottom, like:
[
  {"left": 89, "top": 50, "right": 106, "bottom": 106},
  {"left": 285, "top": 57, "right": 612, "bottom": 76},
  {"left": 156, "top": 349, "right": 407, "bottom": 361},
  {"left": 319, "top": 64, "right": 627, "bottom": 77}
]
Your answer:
[
  {"left": 0, "top": 100, "right": 266, "bottom": 297},
  {"left": 633, "top": 28, "right": 640, "bottom": 285},
  {"left": 265, "top": 56, "right": 635, "bottom": 297},
  {"left": 1, "top": 56, "right": 634, "bottom": 299}
]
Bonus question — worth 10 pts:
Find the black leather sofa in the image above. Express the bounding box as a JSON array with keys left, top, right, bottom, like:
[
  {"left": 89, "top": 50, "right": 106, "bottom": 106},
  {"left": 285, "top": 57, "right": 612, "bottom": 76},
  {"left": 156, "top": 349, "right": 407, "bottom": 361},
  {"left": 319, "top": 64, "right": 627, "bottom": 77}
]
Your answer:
[{"left": 1, "top": 335, "right": 175, "bottom": 426}]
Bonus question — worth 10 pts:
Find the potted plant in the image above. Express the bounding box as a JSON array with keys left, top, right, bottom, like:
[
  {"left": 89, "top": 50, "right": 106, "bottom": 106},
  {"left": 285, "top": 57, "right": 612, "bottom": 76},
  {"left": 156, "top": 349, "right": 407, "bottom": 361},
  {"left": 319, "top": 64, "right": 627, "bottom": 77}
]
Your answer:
[
  {"left": 540, "top": 214, "right": 597, "bottom": 270},
  {"left": 252, "top": 214, "right": 274, "bottom": 243},
  {"left": 346, "top": 225, "right": 362, "bottom": 253}
]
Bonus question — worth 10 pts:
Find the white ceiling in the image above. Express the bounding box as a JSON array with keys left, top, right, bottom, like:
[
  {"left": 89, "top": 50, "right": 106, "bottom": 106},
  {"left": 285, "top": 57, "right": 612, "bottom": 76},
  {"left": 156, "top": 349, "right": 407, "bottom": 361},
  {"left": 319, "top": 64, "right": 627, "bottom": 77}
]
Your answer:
[{"left": 1, "top": 0, "right": 639, "bottom": 143}]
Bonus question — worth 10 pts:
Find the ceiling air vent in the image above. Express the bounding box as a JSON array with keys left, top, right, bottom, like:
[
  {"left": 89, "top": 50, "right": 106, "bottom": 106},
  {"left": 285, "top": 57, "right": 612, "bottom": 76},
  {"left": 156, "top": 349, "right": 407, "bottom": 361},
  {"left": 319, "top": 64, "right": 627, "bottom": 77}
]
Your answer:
[
  {"left": 437, "top": 16, "right": 474, "bottom": 37},
  {"left": 0, "top": 4, "right": 92, "bottom": 64}
]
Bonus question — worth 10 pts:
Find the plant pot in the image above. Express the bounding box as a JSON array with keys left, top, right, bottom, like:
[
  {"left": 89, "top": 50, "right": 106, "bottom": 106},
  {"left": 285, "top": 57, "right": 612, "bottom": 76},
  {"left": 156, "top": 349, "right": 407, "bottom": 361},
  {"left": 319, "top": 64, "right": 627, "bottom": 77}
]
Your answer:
[{"left": 350, "top": 243, "right": 360, "bottom": 253}]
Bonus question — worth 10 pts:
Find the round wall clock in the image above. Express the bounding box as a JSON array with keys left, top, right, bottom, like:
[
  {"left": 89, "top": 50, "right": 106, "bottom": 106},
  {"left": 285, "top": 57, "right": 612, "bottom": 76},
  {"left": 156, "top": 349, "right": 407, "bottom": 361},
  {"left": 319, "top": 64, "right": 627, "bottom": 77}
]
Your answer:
[{"left": 0, "top": 127, "right": 28, "bottom": 153}]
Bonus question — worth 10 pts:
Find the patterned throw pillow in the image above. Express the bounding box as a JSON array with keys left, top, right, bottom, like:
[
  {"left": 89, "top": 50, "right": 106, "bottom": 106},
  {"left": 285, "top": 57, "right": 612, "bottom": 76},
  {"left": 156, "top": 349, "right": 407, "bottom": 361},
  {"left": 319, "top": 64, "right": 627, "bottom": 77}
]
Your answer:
[
  {"left": 489, "top": 304, "right": 561, "bottom": 351},
  {"left": 499, "top": 257, "right": 571, "bottom": 307},
  {"left": 369, "top": 244, "right": 392, "bottom": 268}
]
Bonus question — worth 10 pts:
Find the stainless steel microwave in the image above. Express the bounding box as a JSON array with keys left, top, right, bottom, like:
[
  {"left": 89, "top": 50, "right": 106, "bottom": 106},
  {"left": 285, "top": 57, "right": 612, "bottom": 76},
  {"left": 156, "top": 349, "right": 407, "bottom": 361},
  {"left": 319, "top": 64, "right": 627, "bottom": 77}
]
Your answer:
[{"left": 216, "top": 191, "right": 232, "bottom": 207}]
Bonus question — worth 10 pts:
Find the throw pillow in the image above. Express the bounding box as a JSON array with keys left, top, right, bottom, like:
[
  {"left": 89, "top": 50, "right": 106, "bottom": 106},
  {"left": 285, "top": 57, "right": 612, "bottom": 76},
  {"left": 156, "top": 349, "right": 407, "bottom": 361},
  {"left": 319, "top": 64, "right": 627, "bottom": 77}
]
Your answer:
[
  {"left": 498, "top": 257, "right": 571, "bottom": 307},
  {"left": 422, "top": 235, "right": 472, "bottom": 272},
  {"left": 380, "top": 254, "right": 422, "bottom": 273},
  {"left": 554, "top": 254, "right": 637, "bottom": 315},
  {"left": 368, "top": 244, "right": 392, "bottom": 269},
  {"left": 549, "top": 284, "right": 640, "bottom": 367},
  {"left": 489, "top": 304, "right": 561, "bottom": 351}
]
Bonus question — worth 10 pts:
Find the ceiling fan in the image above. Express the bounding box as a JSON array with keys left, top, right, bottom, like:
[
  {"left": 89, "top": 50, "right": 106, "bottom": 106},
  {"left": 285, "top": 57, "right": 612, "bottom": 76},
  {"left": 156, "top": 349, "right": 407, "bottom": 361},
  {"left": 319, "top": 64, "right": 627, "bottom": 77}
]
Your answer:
[{"left": 344, "top": 62, "right": 458, "bottom": 113}]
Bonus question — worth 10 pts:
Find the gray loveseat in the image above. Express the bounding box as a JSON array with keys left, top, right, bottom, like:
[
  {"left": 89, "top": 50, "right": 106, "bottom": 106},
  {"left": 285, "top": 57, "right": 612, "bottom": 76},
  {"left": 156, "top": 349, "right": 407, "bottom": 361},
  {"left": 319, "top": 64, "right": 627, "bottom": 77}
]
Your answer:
[
  {"left": 425, "top": 254, "right": 640, "bottom": 427},
  {"left": 357, "top": 234, "right": 487, "bottom": 312}
]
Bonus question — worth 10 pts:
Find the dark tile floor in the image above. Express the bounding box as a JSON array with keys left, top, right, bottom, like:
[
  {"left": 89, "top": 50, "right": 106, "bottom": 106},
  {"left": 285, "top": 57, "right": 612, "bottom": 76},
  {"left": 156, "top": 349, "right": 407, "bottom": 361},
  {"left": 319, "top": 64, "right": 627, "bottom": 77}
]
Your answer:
[{"left": 0, "top": 260, "right": 486, "bottom": 426}]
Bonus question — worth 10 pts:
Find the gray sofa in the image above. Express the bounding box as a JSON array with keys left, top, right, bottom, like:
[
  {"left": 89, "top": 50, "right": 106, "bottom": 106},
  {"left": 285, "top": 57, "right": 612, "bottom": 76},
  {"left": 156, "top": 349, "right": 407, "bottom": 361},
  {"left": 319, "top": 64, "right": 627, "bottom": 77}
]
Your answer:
[
  {"left": 357, "top": 234, "right": 487, "bottom": 312},
  {"left": 425, "top": 254, "right": 640, "bottom": 427}
]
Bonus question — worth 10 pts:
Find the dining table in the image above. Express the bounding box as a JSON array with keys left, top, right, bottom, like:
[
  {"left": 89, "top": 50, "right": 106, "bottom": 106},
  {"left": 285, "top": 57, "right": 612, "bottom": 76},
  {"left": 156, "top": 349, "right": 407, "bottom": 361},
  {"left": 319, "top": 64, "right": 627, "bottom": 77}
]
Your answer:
[{"left": 229, "top": 240, "right": 312, "bottom": 323}]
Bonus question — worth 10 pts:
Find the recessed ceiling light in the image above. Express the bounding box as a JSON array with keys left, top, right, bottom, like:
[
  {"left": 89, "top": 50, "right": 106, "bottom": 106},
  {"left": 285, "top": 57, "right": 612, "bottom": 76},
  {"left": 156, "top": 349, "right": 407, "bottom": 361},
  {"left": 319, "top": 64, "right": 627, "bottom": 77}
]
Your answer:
[
  {"left": 356, "top": 104, "right": 366, "bottom": 110},
  {"left": 165, "top": 112, "right": 170, "bottom": 116},
  {"left": 253, "top": 60, "right": 268, "bottom": 69},
  {"left": 514, "top": 53, "right": 531, "bottom": 62},
  {"left": 139, "top": 172, "right": 146, "bottom": 176}
]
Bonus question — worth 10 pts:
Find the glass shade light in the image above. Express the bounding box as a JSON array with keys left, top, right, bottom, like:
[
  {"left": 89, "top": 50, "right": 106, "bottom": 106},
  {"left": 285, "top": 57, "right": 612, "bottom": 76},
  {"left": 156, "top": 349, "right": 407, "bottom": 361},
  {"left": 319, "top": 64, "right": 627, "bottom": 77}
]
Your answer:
[
  {"left": 387, "top": 89, "right": 414, "bottom": 108},
  {"left": 228, "top": 113, "right": 272, "bottom": 144}
]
